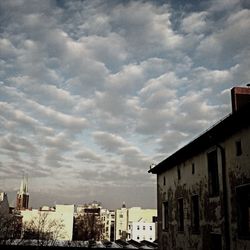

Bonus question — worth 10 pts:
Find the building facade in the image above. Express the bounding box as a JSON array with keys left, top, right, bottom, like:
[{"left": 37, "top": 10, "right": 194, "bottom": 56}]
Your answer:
[
  {"left": 127, "top": 221, "right": 156, "bottom": 242},
  {"left": 115, "top": 202, "right": 128, "bottom": 240},
  {"left": 0, "top": 192, "right": 9, "bottom": 215},
  {"left": 21, "top": 204, "right": 75, "bottom": 241},
  {"left": 149, "top": 87, "right": 250, "bottom": 250},
  {"left": 115, "top": 204, "right": 157, "bottom": 242},
  {"left": 101, "top": 208, "right": 115, "bottom": 241}
]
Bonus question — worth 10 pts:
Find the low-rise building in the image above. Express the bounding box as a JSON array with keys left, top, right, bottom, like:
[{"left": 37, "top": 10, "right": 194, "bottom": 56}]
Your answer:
[
  {"left": 101, "top": 208, "right": 115, "bottom": 241},
  {"left": 21, "top": 204, "right": 75, "bottom": 241},
  {"left": 149, "top": 86, "right": 250, "bottom": 250},
  {"left": 0, "top": 192, "right": 9, "bottom": 215},
  {"left": 115, "top": 204, "right": 157, "bottom": 242}
]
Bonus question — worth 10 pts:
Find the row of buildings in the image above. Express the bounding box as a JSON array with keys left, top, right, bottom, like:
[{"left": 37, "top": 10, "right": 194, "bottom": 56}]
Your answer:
[
  {"left": 149, "top": 86, "right": 250, "bottom": 250},
  {"left": 0, "top": 179, "right": 157, "bottom": 244}
]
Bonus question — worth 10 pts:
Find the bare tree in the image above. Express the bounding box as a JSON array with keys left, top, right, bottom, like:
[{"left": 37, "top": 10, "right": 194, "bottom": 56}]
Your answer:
[
  {"left": 22, "top": 212, "right": 66, "bottom": 247},
  {"left": 74, "top": 213, "right": 104, "bottom": 241}
]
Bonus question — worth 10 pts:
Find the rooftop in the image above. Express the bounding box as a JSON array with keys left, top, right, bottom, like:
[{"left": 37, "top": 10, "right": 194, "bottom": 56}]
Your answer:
[{"left": 149, "top": 102, "right": 250, "bottom": 174}]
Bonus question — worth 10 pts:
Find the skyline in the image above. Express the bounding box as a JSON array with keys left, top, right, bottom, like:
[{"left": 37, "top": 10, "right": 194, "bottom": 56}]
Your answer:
[{"left": 0, "top": 0, "right": 250, "bottom": 209}]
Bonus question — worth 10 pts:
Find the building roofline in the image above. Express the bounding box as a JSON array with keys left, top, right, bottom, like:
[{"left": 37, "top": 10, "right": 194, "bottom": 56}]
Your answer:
[{"left": 149, "top": 103, "right": 250, "bottom": 174}]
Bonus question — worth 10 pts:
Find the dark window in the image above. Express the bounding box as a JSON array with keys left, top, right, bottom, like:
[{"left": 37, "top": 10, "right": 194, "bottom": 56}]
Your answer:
[
  {"left": 236, "top": 140, "right": 242, "bottom": 156},
  {"left": 177, "top": 166, "right": 181, "bottom": 180},
  {"left": 152, "top": 216, "right": 157, "bottom": 223},
  {"left": 163, "top": 176, "right": 166, "bottom": 186},
  {"left": 191, "top": 195, "right": 200, "bottom": 233},
  {"left": 210, "top": 233, "right": 222, "bottom": 250},
  {"left": 207, "top": 150, "right": 219, "bottom": 197},
  {"left": 178, "top": 198, "right": 184, "bottom": 232},
  {"left": 162, "top": 201, "right": 168, "bottom": 231},
  {"left": 236, "top": 184, "right": 250, "bottom": 239},
  {"left": 192, "top": 163, "right": 195, "bottom": 174}
]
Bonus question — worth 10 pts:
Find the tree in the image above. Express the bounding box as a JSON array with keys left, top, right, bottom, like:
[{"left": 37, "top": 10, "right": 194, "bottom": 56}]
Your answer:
[
  {"left": 22, "top": 212, "right": 66, "bottom": 247},
  {"left": 0, "top": 212, "right": 22, "bottom": 245},
  {"left": 74, "top": 213, "right": 104, "bottom": 241}
]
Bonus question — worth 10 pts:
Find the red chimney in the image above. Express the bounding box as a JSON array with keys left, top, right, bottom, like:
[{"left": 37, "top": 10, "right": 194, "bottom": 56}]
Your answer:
[{"left": 231, "top": 86, "right": 250, "bottom": 113}]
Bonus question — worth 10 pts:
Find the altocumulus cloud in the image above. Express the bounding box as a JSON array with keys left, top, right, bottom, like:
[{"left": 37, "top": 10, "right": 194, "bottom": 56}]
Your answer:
[{"left": 0, "top": 0, "right": 250, "bottom": 209}]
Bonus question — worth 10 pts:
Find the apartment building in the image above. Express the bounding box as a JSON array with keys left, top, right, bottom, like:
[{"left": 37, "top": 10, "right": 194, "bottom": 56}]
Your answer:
[
  {"left": 115, "top": 203, "right": 157, "bottom": 242},
  {"left": 21, "top": 204, "right": 75, "bottom": 241}
]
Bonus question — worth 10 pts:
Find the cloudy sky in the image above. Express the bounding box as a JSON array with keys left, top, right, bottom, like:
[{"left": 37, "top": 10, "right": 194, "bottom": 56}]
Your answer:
[{"left": 0, "top": 0, "right": 250, "bottom": 209}]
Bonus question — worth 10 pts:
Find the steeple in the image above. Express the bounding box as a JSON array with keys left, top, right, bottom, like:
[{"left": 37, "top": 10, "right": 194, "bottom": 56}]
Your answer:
[
  {"left": 16, "top": 175, "right": 29, "bottom": 210},
  {"left": 19, "top": 175, "right": 28, "bottom": 195}
]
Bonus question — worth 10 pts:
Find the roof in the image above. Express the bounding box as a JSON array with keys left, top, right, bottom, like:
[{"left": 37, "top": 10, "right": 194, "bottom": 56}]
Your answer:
[{"left": 149, "top": 103, "right": 250, "bottom": 174}]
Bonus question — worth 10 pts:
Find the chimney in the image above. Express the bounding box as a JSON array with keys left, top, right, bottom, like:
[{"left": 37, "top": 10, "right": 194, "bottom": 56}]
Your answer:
[{"left": 231, "top": 86, "right": 250, "bottom": 113}]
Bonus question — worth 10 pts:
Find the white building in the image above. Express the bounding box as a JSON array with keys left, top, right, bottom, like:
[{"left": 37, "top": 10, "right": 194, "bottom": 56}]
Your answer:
[
  {"left": 115, "top": 204, "right": 157, "bottom": 242},
  {"left": 115, "top": 202, "right": 128, "bottom": 240},
  {"left": 101, "top": 209, "right": 115, "bottom": 241},
  {"left": 21, "top": 204, "right": 75, "bottom": 241},
  {"left": 127, "top": 221, "right": 156, "bottom": 242}
]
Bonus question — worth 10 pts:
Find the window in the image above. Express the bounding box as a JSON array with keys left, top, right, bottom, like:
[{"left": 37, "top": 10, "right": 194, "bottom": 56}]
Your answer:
[
  {"left": 163, "top": 176, "right": 166, "bottom": 186},
  {"left": 192, "top": 163, "right": 195, "bottom": 174},
  {"left": 150, "top": 226, "right": 152, "bottom": 230},
  {"left": 162, "top": 201, "right": 168, "bottom": 230},
  {"left": 178, "top": 198, "right": 184, "bottom": 232},
  {"left": 191, "top": 195, "right": 200, "bottom": 233},
  {"left": 210, "top": 233, "right": 222, "bottom": 250},
  {"left": 143, "top": 226, "right": 145, "bottom": 230},
  {"left": 207, "top": 150, "right": 219, "bottom": 197},
  {"left": 177, "top": 166, "right": 181, "bottom": 180},
  {"left": 236, "top": 184, "right": 250, "bottom": 239},
  {"left": 119, "top": 214, "right": 123, "bottom": 218},
  {"left": 137, "top": 225, "right": 140, "bottom": 230},
  {"left": 152, "top": 216, "right": 157, "bottom": 223},
  {"left": 236, "top": 140, "right": 242, "bottom": 156},
  {"left": 137, "top": 236, "right": 140, "bottom": 240}
]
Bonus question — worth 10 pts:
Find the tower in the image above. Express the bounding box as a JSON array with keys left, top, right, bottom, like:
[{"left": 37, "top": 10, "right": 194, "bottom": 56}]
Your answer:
[{"left": 16, "top": 175, "right": 29, "bottom": 210}]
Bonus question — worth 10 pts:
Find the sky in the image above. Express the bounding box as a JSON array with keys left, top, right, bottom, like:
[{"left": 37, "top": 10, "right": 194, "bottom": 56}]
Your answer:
[{"left": 0, "top": 0, "right": 250, "bottom": 209}]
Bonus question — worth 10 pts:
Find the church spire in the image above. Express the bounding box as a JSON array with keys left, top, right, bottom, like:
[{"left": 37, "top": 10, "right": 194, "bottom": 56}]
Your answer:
[
  {"left": 19, "top": 174, "right": 28, "bottom": 195},
  {"left": 16, "top": 174, "right": 29, "bottom": 210}
]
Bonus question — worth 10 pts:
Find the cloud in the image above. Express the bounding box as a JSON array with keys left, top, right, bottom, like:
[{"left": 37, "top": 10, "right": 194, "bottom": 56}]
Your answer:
[
  {"left": 0, "top": 0, "right": 249, "bottom": 209},
  {"left": 181, "top": 12, "right": 209, "bottom": 34},
  {"left": 75, "top": 149, "right": 102, "bottom": 163}
]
